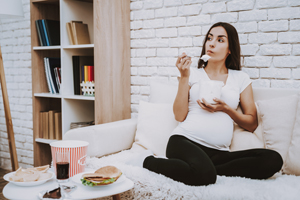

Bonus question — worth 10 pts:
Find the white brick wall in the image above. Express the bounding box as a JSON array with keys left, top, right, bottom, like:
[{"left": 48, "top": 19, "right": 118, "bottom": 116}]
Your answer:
[
  {"left": 0, "top": 0, "right": 32, "bottom": 169},
  {"left": 130, "top": 0, "right": 300, "bottom": 118},
  {"left": 0, "top": 0, "right": 299, "bottom": 169}
]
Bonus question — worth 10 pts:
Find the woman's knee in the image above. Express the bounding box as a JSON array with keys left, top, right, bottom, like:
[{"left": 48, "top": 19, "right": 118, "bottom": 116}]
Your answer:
[
  {"left": 266, "top": 150, "right": 283, "bottom": 172},
  {"left": 187, "top": 168, "right": 217, "bottom": 186}
]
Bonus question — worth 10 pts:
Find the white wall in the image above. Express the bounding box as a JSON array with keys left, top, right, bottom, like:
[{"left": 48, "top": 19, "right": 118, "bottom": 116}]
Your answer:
[
  {"left": 130, "top": 0, "right": 300, "bottom": 117},
  {"left": 0, "top": 0, "right": 299, "bottom": 169},
  {"left": 0, "top": 0, "right": 32, "bottom": 169}
]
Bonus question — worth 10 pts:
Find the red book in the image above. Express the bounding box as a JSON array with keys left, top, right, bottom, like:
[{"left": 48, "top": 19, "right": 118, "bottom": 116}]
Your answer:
[
  {"left": 87, "top": 66, "right": 91, "bottom": 82},
  {"left": 91, "top": 66, "right": 94, "bottom": 82}
]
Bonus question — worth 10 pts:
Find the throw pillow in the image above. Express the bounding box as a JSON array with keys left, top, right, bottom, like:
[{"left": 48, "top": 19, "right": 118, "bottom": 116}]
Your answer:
[
  {"left": 134, "top": 100, "right": 179, "bottom": 156},
  {"left": 257, "top": 94, "right": 298, "bottom": 166},
  {"left": 149, "top": 80, "right": 178, "bottom": 104},
  {"left": 284, "top": 94, "right": 300, "bottom": 175},
  {"left": 230, "top": 104, "right": 264, "bottom": 151}
]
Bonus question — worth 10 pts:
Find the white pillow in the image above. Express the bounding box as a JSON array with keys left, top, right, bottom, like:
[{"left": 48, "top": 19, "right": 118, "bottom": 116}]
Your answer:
[
  {"left": 149, "top": 80, "right": 178, "bottom": 104},
  {"left": 230, "top": 104, "right": 264, "bottom": 151},
  {"left": 134, "top": 100, "right": 179, "bottom": 156},
  {"left": 284, "top": 95, "right": 300, "bottom": 175},
  {"left": 257, "top": 94, "right": 298, "bottom": 166}
]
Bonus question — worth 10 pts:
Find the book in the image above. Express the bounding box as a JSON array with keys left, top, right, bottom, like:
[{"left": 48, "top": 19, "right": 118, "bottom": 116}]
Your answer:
[
  {"left": 43, "top": 57, "right": 53, "bottom": 93},
  {"left": 37, "top": 20, "right": 47, "bottom": 46},
  {"left": 48, "top": 110, "right": 55, "bottom": 139},
  {"left": 44, "top": 19, "right": 60, "bottom": 46},
  {"left": 84, "top": 65, "right": 88, "bottom": 82},
  {"left": 66, "top": 22, "right": 75, "bottom": 45},
  {"left": 54, "top": 67, "right": 61, "bottom": 91},
  {"left": 41, "top": 20, "right": 50, "bottom": 46},
  {"left": 73, "top": 22, "right": 90, "bottom": 45},
  {"left": 48, "top": 57, "right": 61, "bottom": 94},
  {"left": 54, "top": 112, "right": 62, "bottom": 140},
  {"left": 87, "top": 66, "right": 94, "bottom": 82},
  {"left": 35, "top": 20, "right": 43, "bottom": 46},
  {"left": 39, "top": 112, "right": 43, "bottom": 138},
  {"left": 42, "top": 112, "right": 49, "bottom": 139}
]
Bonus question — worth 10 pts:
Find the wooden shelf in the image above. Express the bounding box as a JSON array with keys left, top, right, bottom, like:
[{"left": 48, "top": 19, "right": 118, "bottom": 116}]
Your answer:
[
  {"left": 31, "top": 0, "right": 131, "bottom": 167},
  {"left": 34, "top": 93, "right": 62, "bottom": 98},
  {"left": 32, "top": 0, "right": 59, "bottom": 4},
  {"left": 33, "top": 46, "right": 61, "bottom": 50},
  {"left": 63, "top": 44, "right": 94, "bottom": 49},
  {"left": 35, "top": 138, "right": 58, "bottom": 144},
  {"left": 64, "top": 95, "right": 95, "bottom": 101}
]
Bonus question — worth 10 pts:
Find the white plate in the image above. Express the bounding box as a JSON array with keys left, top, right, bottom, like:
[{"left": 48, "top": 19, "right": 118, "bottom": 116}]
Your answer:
[
  {"left": 3, "top": 171, "right": 55, "bottom": 187},
  {"left": 71, "top": 171, "right": 126, "bottom": 186},
  {"left": 38, "top": 189, "right": 63, "bottom": 200}
]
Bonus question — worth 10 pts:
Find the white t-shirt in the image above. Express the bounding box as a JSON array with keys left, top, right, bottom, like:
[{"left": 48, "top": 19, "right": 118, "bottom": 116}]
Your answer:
[{"left": 172, "top": 67, "right": 252, "bottom": 151}]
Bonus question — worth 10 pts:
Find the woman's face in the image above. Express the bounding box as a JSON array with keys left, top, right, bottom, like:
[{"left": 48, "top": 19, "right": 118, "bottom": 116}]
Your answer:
[{"left": 205, "top": 26, "right": 230, "bottom": 62}]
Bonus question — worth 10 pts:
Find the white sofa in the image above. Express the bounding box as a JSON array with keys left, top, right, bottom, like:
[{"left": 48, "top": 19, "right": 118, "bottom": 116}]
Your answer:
[{"left": 64, "top": 80, "right": 300, "bottom": 200}]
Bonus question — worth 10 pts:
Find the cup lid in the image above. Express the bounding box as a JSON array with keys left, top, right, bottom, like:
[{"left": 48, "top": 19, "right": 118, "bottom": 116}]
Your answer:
[{"left": 50, "top": 140, "right": 89, "bottom": 148}]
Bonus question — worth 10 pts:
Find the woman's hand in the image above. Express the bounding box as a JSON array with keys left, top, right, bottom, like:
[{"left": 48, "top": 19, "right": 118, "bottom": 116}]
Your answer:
[
  {"left": 197, "top": 98, "right": 228, "bottom": 113},
  {"left": 176, "top": 53, "right": 192, "bottom": 78}
]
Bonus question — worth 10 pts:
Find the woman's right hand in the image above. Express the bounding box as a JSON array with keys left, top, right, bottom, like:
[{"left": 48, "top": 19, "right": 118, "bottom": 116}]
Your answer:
[{"left": 176, "top": 53, "right": 192, "bottom": 78}]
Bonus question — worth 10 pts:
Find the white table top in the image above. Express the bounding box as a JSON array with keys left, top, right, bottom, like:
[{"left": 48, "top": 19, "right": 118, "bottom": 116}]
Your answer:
[{"left": 3, "top": 174, "right": 134, "bottom": 200}]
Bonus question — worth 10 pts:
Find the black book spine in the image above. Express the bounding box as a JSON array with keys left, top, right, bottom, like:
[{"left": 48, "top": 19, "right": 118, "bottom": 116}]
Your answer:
[
  {"left": 72, "top": 56, "right": 80, "bottom": 95},
  {"left": 35, "top": 20, "right": 43, "bottom": 46},
  {"left": 44, "top": 19, "right": 60, "bottom": 46}
]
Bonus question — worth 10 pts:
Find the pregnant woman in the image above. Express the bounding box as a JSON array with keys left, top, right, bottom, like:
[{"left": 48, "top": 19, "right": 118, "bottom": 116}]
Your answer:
[{"left": 128, "top": 22, "right": 283, "bottom": 186}]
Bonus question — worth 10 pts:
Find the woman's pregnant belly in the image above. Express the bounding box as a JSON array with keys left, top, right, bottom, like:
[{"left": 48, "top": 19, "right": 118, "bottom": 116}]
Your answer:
[{"left": 172, "top": 110, "right": 234, "bottom": 149}]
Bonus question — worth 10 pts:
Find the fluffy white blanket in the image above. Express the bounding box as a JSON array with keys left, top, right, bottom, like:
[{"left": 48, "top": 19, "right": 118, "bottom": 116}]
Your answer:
[{"left": 86, "top": 150, "right": 300, "bottom": 200}]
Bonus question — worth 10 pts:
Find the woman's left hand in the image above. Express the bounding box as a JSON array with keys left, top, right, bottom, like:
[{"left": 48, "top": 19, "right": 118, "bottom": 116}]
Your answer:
[{"left": 197, "top": 98, "right": 228, "bottom": 113}]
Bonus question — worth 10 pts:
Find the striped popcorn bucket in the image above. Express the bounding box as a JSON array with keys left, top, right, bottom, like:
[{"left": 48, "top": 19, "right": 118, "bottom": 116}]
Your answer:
[{"left": 50, "top": 140, "right": 89, "bottom": 177}]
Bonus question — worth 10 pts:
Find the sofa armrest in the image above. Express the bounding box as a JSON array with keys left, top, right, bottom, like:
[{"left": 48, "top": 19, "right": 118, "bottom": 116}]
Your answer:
[{"left": 63, "top": 118, "right": 137, "bottom": 157}]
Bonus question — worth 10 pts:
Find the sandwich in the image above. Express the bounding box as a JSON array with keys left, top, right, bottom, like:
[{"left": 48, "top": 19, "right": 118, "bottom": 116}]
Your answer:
[{"left": 81, "top": 166, "right": 122, "bottom": 187}]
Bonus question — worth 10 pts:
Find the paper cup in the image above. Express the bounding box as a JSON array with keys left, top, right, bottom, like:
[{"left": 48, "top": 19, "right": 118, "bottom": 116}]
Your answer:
[
  {"left": 198, "top": 80, "right": 224, "bottom": 104},
  {"left": 50, "top": 140, "right": 89, "bottom": 177}
]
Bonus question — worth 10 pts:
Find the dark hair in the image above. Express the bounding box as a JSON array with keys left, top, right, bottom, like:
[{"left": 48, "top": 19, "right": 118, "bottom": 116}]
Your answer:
[{"left": 198, "top": 22, "right": 241, "bottom": 70}]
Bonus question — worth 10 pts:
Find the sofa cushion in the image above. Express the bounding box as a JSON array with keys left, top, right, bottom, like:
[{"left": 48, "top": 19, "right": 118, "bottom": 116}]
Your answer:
[
  {"left": 149, "top": 80, "right": 178, "bottom": 104},
  {"left": 134, "top": 100, "right": 179, "bottom": 156},
  {"left": 257, "top": 94, "right": 299, "bottom": 171},
  {"left": 230, "top": 104, "right": 265, "bottom": 151},
  {"left": 284, "top": 95, "right": 300, "bottom": 175}
]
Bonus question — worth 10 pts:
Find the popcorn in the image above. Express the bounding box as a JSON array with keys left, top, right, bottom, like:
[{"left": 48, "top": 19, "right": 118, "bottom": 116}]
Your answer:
[{"left": 200, "top": 55, "right": 211, "bottom": 62}]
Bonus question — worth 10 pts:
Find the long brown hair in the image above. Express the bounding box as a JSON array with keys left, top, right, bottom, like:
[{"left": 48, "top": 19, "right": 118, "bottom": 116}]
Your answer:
[{"left": 198, "top": 22, "right": 241, "bottom": 70}]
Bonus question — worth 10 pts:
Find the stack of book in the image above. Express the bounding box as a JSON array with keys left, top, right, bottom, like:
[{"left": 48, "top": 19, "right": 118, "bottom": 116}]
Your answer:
[
  {"left": 44, "top": 57, "right": 61, "bottom": 94},
  {"left": 66, "top": 21, "right": 91, "bottom": 45},
  {"left": 39, "top": 110, "right": 62, "bottom": 140},
  {"left": 70, "top": 121, "right": 94, "bottom": 129},
  {"left": 72, "top": 56, "right": 94, "bottom": 95},
  {"left": 35, "top": 19, "right": 60, "bottom": 46}
]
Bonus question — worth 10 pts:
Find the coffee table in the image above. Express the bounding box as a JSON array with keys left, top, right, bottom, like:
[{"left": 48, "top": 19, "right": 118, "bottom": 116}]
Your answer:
[{"left": 3, "top": 174, "right": 134, "bottom": 200}]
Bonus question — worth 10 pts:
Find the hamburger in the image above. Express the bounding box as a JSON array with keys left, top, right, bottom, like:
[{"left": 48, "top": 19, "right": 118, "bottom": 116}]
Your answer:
[{"left": 81, "top": 166, "right": 122, "bottom": 187}]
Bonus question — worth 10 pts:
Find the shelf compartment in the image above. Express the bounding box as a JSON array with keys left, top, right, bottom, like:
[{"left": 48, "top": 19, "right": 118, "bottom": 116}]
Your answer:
[
  {"left": 62, "top": 99, "right": 94, "bottom": 134},
  {"left": 61, "top": 0, "right": 94, "bottom": 46},
  {"left": 32, "top": 50, "right": 61, "bottom": 94}
]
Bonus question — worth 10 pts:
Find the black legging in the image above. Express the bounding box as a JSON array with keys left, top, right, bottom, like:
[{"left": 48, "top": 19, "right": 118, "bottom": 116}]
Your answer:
[{"left": 143, "top": 135, "right": 283, "bottom": 186}]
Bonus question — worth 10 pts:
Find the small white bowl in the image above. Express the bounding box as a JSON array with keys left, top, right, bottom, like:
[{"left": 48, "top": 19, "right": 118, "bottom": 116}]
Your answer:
[{"left": 3, "top": 171, "right": 55, "bottom": 187}]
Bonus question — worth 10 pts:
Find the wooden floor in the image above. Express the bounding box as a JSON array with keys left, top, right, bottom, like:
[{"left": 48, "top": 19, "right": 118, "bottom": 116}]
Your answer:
[{"left": 0, "top": 168, "right": 11, "bottom": 200}]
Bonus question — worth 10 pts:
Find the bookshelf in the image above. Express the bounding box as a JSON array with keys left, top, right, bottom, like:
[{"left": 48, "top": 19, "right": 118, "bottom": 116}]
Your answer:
[{"left": 31, "top": 0, "right": 131, "bottom": 166}]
